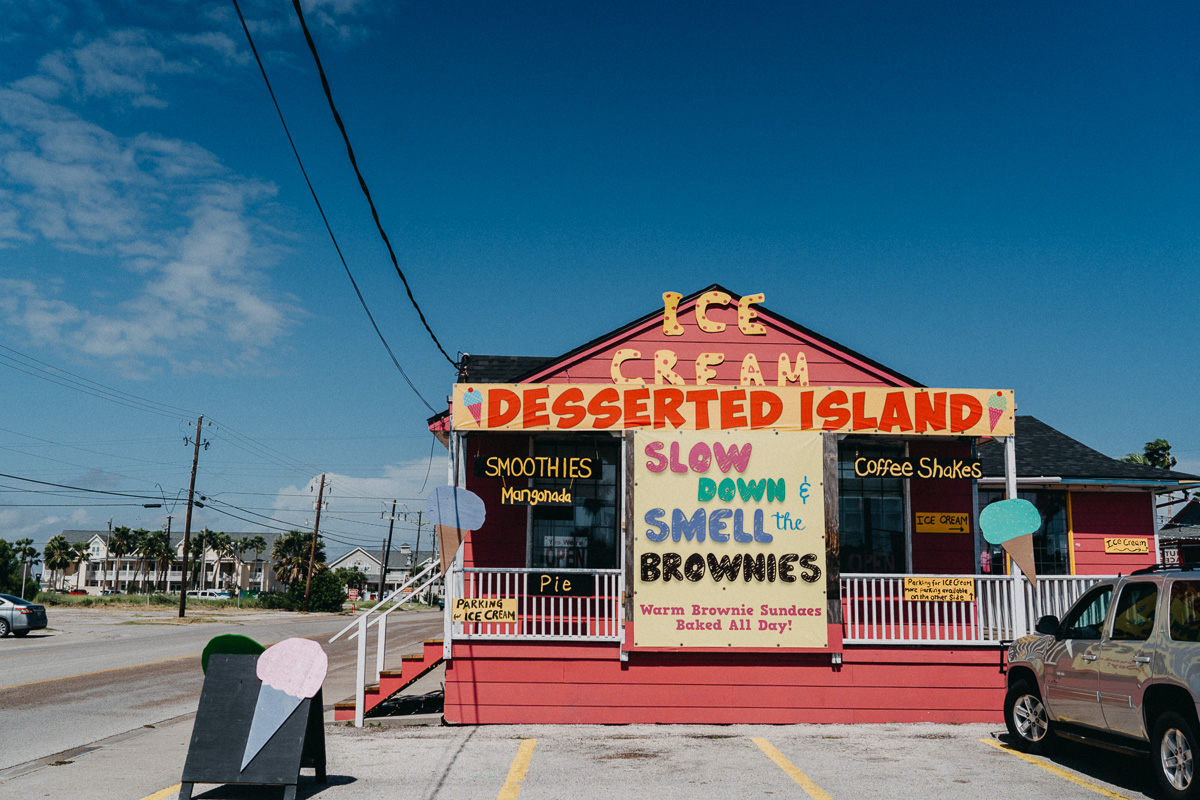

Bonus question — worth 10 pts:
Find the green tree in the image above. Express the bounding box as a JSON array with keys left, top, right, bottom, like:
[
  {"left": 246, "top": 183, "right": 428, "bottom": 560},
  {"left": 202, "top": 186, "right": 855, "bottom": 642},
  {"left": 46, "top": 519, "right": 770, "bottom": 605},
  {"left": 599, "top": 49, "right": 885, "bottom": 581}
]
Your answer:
[
  {"left": 244, "top": 535, "right": 268, "bottom": 591},
  {"left": 272, "top": 530, "right": 325, "bottom": 589},
  {"left": 130, "top": 528, "right": 151, "bottom": 593},
  {"left": 335, "top": 566, "right": 369, "bottom": 592},
  {"left": 70, "top": 541, "right": 89, "bottom": 590},
  {"left": 208, "top": 531, "right": 232, "bottom": 591},
  {"left": 13, "top": 538, "right": 39, "bottom": 599},
  {"left": 142, "top": 530, "right": 172, "bottom": 592},
  {"left": 288, "top": 568, "right": 343, "bottom": 612},
  {"left": 43, "top": 535, "right": 72, "bottom": 590},
  {"left": 1122, "top": 438, "right": 1177, "bottom": 470},
  {"left": 188, "top": 529, "right": 209, "bottom": 590},
  {"left": 108, "top": 525, "right": 133, "bottom": 592},
  {"left": 0, "top": 539, "right": 27, "bottom": 595}
]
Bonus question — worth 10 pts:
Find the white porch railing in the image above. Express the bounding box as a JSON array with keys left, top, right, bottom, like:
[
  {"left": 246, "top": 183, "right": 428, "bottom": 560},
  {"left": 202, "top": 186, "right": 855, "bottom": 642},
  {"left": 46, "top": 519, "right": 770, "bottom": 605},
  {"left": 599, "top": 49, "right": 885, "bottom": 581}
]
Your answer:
[
  {"left": 328, "top": 562, "right": 442, "bottom": 727},
  {"left": 840, "top": 573, "right": 1106, "bottom": 645},
  {"left": 451, "top": 566, "right": 624, "bottom": 641}
]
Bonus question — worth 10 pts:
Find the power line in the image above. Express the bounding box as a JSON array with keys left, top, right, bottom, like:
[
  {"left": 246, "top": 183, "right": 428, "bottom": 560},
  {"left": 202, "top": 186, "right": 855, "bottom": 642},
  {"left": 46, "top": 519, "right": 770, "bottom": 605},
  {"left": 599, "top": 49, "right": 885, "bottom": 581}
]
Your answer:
[
  {"left": 229, "top": 0, "right": 439, "bottom": 413},
  {"left": 285, "top": 0, "right": 457, "bottom": 370}
]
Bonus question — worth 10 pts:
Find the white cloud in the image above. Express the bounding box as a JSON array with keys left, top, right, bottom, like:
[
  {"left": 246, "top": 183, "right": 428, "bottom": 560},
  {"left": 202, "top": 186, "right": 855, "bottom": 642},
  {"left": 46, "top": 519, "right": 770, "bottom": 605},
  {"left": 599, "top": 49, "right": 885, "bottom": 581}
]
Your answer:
[{"left": 0, "top": 34, "right": 296, "bottom": 376}]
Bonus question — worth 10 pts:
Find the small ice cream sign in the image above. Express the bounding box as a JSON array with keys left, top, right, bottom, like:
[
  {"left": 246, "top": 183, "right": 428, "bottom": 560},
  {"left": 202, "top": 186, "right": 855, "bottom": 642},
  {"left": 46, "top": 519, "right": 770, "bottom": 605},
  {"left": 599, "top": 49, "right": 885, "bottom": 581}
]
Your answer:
[
  {"left": 241, "top": 638, "right": 328, "bottom": 771},
  {"left": 463, "top": 387, "right": 484, "bottom": 425},
  {"left": 986, "top": 392, "right": 1007, "bottom": 432},
  {"left": 980, "top": 498, "right": 1041, "bottom": 585}
]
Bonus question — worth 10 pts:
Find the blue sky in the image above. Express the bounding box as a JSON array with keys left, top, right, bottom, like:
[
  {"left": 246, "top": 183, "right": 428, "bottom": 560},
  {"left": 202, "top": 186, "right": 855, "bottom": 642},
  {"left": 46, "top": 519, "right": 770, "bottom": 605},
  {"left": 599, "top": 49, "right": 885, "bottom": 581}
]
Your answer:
[{"left": 2, "top": 0, "right": 1198, "bottom": 554}]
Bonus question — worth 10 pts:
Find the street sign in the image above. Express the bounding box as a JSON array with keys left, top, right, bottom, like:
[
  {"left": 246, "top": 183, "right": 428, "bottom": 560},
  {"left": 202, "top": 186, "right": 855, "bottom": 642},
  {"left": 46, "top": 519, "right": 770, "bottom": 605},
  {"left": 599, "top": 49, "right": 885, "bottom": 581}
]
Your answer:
[{"left": 914, "top": 512, "right": 970, "bottom": 534}]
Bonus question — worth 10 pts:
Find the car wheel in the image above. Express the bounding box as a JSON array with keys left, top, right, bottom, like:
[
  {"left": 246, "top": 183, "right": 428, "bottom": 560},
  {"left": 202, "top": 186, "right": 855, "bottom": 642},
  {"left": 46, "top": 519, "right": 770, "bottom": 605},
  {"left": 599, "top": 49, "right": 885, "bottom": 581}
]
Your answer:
[
  {"left": 1005, "top": 679, "right": 1054, "bottom": 754},
  {"left": 0, "top": 619, "right": 9, "bottom": 637},
  {"left": 1153, "top": 711, "right": 1198, "bottom": 800}
]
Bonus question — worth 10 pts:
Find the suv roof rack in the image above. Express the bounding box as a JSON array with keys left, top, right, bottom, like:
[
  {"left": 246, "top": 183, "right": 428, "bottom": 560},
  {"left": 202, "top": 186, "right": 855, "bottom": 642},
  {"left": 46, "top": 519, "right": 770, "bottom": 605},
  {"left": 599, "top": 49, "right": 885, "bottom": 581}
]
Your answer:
[{"left": 1130, "top": 563, "right": 1195, "bottom": 576}]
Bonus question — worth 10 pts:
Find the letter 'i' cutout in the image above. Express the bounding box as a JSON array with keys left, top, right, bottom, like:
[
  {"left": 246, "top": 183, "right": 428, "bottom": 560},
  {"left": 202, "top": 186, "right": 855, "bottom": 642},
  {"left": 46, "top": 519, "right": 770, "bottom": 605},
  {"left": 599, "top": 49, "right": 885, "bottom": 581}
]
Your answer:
[{"left": 662, "top": 292, "right": 685, "bottom": 336}]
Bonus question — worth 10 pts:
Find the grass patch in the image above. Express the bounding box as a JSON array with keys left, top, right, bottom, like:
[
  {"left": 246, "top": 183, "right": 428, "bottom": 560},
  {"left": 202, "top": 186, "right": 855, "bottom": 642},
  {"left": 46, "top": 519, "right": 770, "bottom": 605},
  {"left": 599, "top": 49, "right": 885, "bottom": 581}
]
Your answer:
[{"left": 119, "top": 617, "right": 228, "bottom": 625}]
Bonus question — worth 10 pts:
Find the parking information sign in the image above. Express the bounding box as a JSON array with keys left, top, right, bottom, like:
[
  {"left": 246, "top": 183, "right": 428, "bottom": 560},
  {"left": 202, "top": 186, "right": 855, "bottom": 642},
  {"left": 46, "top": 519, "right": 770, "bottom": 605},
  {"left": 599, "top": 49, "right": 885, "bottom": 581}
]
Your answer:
[{"left": 632, "top": 430, "right": 827, "bottom": 649}]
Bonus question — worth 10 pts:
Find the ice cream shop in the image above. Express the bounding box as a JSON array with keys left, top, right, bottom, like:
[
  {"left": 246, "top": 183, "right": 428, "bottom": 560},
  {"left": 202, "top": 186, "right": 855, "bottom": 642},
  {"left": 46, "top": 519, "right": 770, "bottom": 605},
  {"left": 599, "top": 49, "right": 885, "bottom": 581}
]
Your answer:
[{"left": 338, "top": 285, "right": 1198, "bottom": 725}]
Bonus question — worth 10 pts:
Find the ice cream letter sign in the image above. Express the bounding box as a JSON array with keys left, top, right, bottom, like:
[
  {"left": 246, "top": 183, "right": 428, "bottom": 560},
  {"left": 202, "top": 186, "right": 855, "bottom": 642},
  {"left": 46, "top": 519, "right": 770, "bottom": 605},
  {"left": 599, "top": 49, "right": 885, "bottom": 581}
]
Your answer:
[{"left": 241, "top": 638, "right": 328, "bottom": 771}]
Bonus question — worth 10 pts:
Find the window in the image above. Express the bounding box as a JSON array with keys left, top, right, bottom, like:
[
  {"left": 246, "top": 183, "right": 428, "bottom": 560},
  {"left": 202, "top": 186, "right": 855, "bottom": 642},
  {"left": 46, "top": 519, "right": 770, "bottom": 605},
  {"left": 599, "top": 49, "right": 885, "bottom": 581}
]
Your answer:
[
  {"left": 1169, "top": 580, "right": 1200, "bottom": 643},
  {"left": 1111, "top": 582, "right": 1158, "bottom": 641},
  {"left": 839, "top": 442, "right": 905, "bottom": 574},
  {"left": 979, "top": 490, "right": 1070, "bottom": 576},
  {"left": 1062, "top": 585, "right": 1112, "bottom": 640},
  {"left": 530, "top": 436, "right": 621, "bottom": 569}
]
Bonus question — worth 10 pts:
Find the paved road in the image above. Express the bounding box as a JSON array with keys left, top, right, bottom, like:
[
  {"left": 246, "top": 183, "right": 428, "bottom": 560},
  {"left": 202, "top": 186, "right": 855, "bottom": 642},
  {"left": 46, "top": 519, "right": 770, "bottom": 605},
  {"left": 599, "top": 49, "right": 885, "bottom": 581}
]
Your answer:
[{"left": 0, "top": 605, "right": 444, "bottom": 771}]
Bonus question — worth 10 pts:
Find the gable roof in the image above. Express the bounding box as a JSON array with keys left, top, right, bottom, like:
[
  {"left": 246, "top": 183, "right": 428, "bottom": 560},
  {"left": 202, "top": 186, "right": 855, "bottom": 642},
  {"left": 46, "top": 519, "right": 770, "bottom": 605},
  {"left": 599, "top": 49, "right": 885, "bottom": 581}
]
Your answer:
[
  {"left": 978, "top": 417, "right": 1200, "bottom": 487},
  {"left": 458, "top": 284, "right": 923, "bottom": 387},
  {"left": 1162, "top": 498, "right": 1200, "bottom": 539}
]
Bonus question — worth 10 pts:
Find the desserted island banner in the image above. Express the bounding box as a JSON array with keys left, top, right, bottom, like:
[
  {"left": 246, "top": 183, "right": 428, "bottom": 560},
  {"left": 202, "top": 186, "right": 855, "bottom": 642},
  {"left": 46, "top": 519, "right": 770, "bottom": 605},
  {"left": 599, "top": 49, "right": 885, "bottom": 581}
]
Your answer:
[
  {"left": 452, "top": 383, "right": 1014, "bottom": 437},
  {"left": 632, "top": 430, "right": 827, "bottom": 649}
]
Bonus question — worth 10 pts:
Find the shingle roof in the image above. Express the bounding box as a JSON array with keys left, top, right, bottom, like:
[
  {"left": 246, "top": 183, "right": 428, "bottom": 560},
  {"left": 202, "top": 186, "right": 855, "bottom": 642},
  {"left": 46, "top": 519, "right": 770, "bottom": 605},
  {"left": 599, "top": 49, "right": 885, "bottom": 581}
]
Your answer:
[
  {"left": 457, "top": 354, "right": 556, "bottom": 384},
  {"left": 979, "top": 417, "right": 1200, "bottom": 484},
  {"left": 1162, "top": 499, "right": 1200, "bottom": 539}
]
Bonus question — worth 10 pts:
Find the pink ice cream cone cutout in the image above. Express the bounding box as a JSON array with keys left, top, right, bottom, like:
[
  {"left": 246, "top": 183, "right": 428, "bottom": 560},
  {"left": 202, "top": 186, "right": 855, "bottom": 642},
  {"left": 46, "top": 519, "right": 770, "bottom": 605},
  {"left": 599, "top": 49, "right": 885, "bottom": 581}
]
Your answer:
[
  {"left": 241, "top": 638, "right": 328, "bottom": 771},
  {"left": 464, "top": 387, "right": 484, "bottom": 425},
  {"left": 987, "top": 392, "right": 1007, "bottom": 432}
]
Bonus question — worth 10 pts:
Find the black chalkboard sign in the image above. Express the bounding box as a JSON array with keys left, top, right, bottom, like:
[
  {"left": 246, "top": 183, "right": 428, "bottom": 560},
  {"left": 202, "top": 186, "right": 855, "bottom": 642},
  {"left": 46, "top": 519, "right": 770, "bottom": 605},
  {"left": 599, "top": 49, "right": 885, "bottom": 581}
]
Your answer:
[
  {"left": 528, "top": 571, "right": 594, "bottom": 597},
  {"left": 180, "top": 654, "right": 326, "bottom": 800}
]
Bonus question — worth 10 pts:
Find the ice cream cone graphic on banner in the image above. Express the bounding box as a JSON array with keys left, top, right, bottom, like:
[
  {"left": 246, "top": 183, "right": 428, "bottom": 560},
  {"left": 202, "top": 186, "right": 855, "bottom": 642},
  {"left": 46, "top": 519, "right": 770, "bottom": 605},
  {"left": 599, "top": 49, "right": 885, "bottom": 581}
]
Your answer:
[
  {"left": 463, "top": 387, "right": 484, "bottom": 425},
  {"left": 241, "top": 638, "right": 327, "bottom": 771},
  {"left": 426, "top": 485, "right": 487, "bottom": 574},
  {"left": 987, "top": 392, "right": 1008, "bottom": 432},
  {"left": 980, "top": 498, "right": 1041, "bottom": 586}
]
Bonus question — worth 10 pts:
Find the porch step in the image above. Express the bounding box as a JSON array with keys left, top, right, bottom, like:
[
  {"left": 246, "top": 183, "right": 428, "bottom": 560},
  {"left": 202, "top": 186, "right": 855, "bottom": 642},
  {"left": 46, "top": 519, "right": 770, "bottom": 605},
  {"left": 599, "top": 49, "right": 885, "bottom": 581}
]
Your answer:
[{"left": 333, "top": 639, "right": 445, "bottom": 721}]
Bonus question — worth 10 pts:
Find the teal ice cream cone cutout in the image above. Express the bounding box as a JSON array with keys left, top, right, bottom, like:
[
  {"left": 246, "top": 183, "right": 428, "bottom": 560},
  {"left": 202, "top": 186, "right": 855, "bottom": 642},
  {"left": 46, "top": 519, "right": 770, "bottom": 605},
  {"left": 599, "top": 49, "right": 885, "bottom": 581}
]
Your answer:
[{"left": 980, "top": 498, "right": 1041, "bottom": 585}]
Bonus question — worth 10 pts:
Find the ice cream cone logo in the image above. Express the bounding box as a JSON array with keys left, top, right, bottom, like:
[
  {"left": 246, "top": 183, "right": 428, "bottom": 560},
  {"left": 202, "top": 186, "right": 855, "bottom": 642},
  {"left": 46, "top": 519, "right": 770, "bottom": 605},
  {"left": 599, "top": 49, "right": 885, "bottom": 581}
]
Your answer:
[
  {"left": 464, "top": 387, "right": 484, "bottom": 425},
  {"left": 980, "top": 498, "right": 1041, "bottom": 586},
  {"left": 987, "top": 392, "right": 1007, "bottom": 432},
  {"left": 241, "top": 638, "right": 328, "bottom": 771}
]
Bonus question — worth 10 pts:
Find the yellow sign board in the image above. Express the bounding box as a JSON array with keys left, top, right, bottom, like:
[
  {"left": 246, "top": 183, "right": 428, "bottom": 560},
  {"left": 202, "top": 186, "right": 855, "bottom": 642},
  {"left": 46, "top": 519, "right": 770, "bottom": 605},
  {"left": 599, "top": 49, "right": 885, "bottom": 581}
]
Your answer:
[
  {"left": 632, "top": 430, "right": 827, "bottom": 649},
  {"left": 914, "top": 512, "right": 972, "bottom": 534},
  {"left": 1104, "top": 537, "right": 1149, "bottom": 555},
  {"left": 452, "top": 598, "right": 517, "bottom": 623},
  {"left": 903, "top": 577, "right": 976, "bottom": 602},
  {"left": 453, "top": 384, "right": 1015, "bottom": 438}
]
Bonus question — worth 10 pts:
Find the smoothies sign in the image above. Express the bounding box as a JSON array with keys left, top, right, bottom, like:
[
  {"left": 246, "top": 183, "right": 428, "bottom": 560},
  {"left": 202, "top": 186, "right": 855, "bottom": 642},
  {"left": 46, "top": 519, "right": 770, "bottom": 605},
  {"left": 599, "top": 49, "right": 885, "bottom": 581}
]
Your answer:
[{"left": 633, "top": 430, "right": 827, "bottom": 649}]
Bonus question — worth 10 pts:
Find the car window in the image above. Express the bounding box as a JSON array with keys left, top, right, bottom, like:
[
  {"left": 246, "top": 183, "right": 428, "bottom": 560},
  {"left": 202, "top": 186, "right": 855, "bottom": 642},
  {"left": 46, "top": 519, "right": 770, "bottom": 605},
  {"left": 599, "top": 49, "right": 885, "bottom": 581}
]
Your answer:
[
  {"left": 1170, "top": 580, "right": 1200, "bottom": 643},
  {"left": 1062, "top": 585, "right": 1113, "bottom": 640},
  {"left": 1111, "top": 581, "right": 1158, "bottom": 641},
  {"left": 0, "top": 593, "right": 24, "bottom": 604}
]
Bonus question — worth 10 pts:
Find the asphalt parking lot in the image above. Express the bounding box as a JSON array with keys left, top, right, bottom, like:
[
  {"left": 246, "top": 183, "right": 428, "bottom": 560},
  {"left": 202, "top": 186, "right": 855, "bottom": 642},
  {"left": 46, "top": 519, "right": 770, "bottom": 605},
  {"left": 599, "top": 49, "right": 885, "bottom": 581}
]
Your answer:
[{"left": 120, "top": 721, "right": 1161, "bottom": 800}]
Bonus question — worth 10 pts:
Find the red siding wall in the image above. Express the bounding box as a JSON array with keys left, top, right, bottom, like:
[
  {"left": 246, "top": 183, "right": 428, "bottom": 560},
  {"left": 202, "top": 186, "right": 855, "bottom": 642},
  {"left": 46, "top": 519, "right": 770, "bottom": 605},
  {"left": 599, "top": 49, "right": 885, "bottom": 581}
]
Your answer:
[
  {"left": 1070, "top": 490, "right": 1156, "bottom": 575},
  {"left": 444, "top": 641, "right": 1006, "bottom": 724},
  {"left": 525, "top": 296, "right": 911, "bottom": 389},
  {"left": 908, "top": 440, "right": 976, "bottom": 574},
  {"left": 463, "top": 434, "right": 530, "bottom": 568}
]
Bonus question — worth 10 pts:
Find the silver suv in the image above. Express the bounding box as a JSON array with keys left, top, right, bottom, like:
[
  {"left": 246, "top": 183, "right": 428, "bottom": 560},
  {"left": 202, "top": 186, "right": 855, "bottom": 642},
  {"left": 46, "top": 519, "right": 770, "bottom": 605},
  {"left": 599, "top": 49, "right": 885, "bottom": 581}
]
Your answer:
[{"left": 1006, "top": 567, "right": 1199, "bottom": 799}]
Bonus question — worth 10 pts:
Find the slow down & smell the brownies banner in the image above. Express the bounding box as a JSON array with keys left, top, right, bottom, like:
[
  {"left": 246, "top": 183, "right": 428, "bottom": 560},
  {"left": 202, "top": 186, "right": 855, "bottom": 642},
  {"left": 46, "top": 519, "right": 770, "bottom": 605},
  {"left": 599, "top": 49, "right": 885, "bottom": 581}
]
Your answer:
[
  {"left": 453, "top": 384, "right": 1014, "bottom": 437},
  {"left": 632, "top": 430, "right": 826, "bottom": 649}
]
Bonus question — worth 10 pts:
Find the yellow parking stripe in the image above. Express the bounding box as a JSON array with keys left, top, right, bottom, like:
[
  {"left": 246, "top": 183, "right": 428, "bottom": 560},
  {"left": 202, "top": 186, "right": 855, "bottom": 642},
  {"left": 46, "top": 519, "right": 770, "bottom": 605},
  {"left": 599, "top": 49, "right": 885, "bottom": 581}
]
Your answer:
[
  {"left": 136, "top": 783, "right": 181, "bottom": 800},
  {"left": 752, "top": 738, "right": 833, "bottom": 800},
  {"left": 498, "top": 738, "right": 537, "bottom": 800},
  {"left": 979, "top": 739, "right": 1132, "bottom": 799}
]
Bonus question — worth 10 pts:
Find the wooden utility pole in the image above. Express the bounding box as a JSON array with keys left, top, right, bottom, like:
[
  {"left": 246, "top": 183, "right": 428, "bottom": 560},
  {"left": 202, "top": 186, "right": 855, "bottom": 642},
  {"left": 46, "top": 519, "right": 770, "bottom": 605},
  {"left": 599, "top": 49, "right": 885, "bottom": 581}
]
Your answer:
[
  {"left": 178, "top": 415, "right": 205, "bottom": 618},
  {"left": 378, "top": 499, "right": 397, "bottom": 599},
  {"left": 303, "top": 473, "right": 327, "bottom": 611}
]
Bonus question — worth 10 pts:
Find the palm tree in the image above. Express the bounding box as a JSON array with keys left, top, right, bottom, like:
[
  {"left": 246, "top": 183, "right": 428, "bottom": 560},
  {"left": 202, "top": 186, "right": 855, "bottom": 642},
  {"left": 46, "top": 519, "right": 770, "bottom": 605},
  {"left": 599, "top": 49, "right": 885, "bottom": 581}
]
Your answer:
[
  {"left": 70, "top": 541, "right": 89, "bottom": 590},
  {"left": 108, "top": 526, "right": 133, "bottom": 592},
  {"left": 245, "top": 535, "right": 268, "bottom": 592},
  {"left": 143, "top": 530, "right": 171, "bottom": 592},
  {"left": 272, "top": 530, "right": 326, "bottom": 589},
  {"left": 208, "top": 532, "right": 232, "bottom": 591},
  {"left": 14, "top": 538, "right": 38, "bottom": 599},
  {"left": 43, "top": 535, "right": 72, "bottom": 591},
  {"left": 189, "top": 530, "right": 209, "bottom": 590},
  {"left": 130, "top": 528, "right": 151, "bottom": 593}
]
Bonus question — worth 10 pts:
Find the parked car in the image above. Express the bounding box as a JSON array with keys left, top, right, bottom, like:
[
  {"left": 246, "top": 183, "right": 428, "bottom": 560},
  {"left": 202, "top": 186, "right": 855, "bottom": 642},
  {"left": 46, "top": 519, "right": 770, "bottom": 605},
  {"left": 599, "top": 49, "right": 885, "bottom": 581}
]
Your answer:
[
  {"left": 186, "top": 589, "right": 233, "bottom": 599},
  {"left": 101, "top": 589, "right": 121, "bottom": 596},
  {"left": 1005, "top": 566, "right": 1200, "bottom": 799},
  {"left": 0, "top": 593, "right": 48, "bottom": 637},
  {"left": 68, "top": 589, "right": 87, "bottom": 595}
]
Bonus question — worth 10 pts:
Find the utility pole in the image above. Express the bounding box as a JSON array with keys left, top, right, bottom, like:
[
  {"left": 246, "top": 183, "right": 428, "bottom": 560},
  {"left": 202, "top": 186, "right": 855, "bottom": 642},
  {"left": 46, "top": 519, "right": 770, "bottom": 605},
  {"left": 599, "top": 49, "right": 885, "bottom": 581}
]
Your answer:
[
  {"left": 378, "top": 500, "right": 398, "bottom": 599},
  {"left": 303, "top": 473, "right": 327, "bottom": 611},
  {"left": 412, "top": 511, "right": 425, "bottom": 576},
  {"left": 103, "top": 518, "right": 112, "bottom": 594},
  {"left": 178, "top": 415, "right": 207, "bottom": 618}
]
